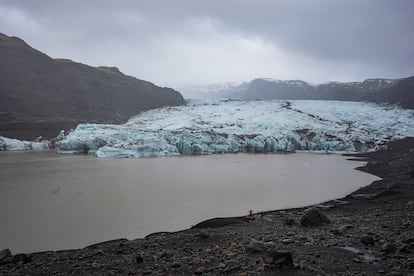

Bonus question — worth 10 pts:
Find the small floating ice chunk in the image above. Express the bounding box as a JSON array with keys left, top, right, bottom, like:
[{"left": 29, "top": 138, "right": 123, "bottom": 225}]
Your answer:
[{"left": 0, "top": 136, "right": 50, "bottom": 151}]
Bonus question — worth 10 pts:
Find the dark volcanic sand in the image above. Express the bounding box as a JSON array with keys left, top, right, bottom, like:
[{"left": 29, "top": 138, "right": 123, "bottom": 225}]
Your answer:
[{"left": 1, "top": 138, "right": 414, "bottom": 275}]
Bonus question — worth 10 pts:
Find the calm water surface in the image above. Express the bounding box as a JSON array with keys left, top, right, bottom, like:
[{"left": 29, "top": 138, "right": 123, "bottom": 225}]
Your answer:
[{"left": 0, "top": 151, "right": 379, "bottom": 253}]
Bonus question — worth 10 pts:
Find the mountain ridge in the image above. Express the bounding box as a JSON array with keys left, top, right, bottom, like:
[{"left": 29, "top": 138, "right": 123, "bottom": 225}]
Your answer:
[
  {"left": 0, "top": 33, "right": 185, "bottom": 140},
  {"left": 182, "top": 77, "right": 413, "bottom": 109}
]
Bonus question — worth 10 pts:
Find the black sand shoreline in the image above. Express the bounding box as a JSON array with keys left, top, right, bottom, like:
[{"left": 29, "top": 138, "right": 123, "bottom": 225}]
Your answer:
[{"left": 1, "top": 138, "right": 414, "bottom": 275}]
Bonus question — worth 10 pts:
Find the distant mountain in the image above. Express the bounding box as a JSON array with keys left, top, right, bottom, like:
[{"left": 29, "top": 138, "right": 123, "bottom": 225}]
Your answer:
[
  {"left": 239, "top": 79, "right": 316, "bottom": 100},
  {"left": 365, "top": 76, "right": 414, "bottom": 109},
  {"left": 0, "top": 33, "right": 185, "bottom": 140},
  {"left": 316, "top": 79, "right": 399, "bottom": 101},
  {"left": 178, "top": 82, "right": 248, "bottom": 99},
  {"left": 194, "top": 77, "right": 413, "bottom": 109},
  {"left": 222, "top": 78, "right": 400, "bottom": 100}
]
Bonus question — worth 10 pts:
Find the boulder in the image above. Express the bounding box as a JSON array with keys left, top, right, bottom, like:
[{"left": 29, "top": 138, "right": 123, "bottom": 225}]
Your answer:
[
  {"left": 12, "top": 254, "right": 32, "bottom": 264},
  {"left": 360, "top": 235, "right": 375, "bottom": 246},
  {"left": 285, "top": 216, "right": 296, "bottom": 225},
  {"left": 0, "top": 249, "right": 12, "bottom": 265},
  {"left": 247, "top": 239, "right": 274, "bottom": 252},
  {"left": 382, "top": 242, "right": 396, "bottom": 253},
  {"left": 198, "top": 230, "right": 210, "bottom": 239},
  {"left": 300, "top": 208, "right": 331, "bottom": 227},
  {"left": 263, "top": 250, "right": 293, "bottom": 268}
]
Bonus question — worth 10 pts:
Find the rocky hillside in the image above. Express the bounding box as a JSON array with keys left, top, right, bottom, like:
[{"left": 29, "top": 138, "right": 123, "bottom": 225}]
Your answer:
[
  {"left": 365, "top": 76, "right": 414, "bottom": 109},
  {"left": 0, "top": 33, "right": 185, "bottom": 140},
  {"left": 203, "top": 77, "right": 413, "bottom": 108}
]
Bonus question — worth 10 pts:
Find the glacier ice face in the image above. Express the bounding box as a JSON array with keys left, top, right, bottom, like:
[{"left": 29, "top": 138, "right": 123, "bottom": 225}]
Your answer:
[
  {"left": 0, "top": 136, "right": 50, "bottom": 151},
  {"left": 56, "top": 99, "right": 414, "bottom": 158}
]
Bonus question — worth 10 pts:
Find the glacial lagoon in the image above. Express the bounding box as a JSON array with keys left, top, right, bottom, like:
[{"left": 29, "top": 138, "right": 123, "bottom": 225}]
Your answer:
[{"left": 0, "top": 151, "right": 379, "bottom": 253}]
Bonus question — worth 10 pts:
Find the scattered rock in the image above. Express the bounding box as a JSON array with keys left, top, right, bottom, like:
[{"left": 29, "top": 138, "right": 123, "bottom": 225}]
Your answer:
[
  {"left": 300, "top": 208, "right": 331, "bottom": 227},
  {"left": 405, "top": 237, "right": 414, "bottom": 243},
  {"left": 285, "top": 217, "right": 296, "bottom": 225},
  {"left": 198, "top": 230, "right": 210, "bottom": 239},
  {"left": 382, "top": 242, "right": 396, "bottom": 253},
  {"left": 386, "top": 271, "right": 403, "bottom": 276},
  {"left": 12, "top": 254, "right": 32, "bottom": 264},
  {"left": 406, "top": 258, "right": 414, "bottom": 269},
  {"left": 331, "top": 228, "right": 341, "bottom": 235},
  {"left": 262, "top": 250, "right": 293, "bottom": 268},
  {"left": 399, "top": 243, "right": 412, "bottom": 254},
  {"left": 298, "top": 235, "right": 314, "bottom": 243},
  {"left": 0, "top": 249, "right": 12, "bottom": 265},
  {"left": 159, "top": 250, "right": 171, "bottom": 258},
  {"left": 338, "top": 224, "right": 354, "bottom": 233},
  {"left": 194, "top": 266, "right": 206, "bottom": 275},
  {"left": 93, "top": 249, "right": 105, "bottom": 256},
  {"left": 135, "top": 255, "right": 143, "bottom": 263},
  {"left": 170, "top": 262, "right": 180, "bottom": 269},
  {"left": 247, "top": 239, "right": 273, "bottom": 252},
  {"left": 216, "top": 263, "right": 226, "bottom": 269},
  {"left": 224, "top": 260, "right": 240, "bottom": 272},
  {"left": 360, "top": 235, "right": 375, "bottom": 246},
  {"left": 281, "top": 238, "right": 294, "bottom": 245}
]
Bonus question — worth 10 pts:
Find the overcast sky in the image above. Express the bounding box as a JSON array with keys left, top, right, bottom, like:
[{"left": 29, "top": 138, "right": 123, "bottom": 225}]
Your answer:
[{"left": 1, "top": 0, "right": 413, "bottom": 88}]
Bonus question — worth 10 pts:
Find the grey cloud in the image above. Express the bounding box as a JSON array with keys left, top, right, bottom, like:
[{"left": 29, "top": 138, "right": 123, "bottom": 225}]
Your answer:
[{"left": 0, "top": 0, "right": 413, "bottom": 86}]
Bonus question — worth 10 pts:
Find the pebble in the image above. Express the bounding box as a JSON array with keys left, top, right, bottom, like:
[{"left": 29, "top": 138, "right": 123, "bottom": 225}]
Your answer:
[
  {"left": 281, "top": 238, "right": 294, "bottom": 244},
  {"left": 338, "top": 224, "right": 354, "bottom": 233},
  {"left": 224, "top": 260, "right": 240, "bottom": 272},
  {"left": 285, "top": 217, "right": 296, "bottom": 225},
  {"left": 170, "top": 262, "right": 180, "bottom": 269},
  {"left": 398, "top": 243, "right": 411, "bottom": 254},
  {"left": 382, "top": 242, "right": 396, "bottom": 254},
  {"left": 135, "top": 255, "right": 143, "bottom": 263},
  {"left": 198, "top": 230, "right": 210, "bottom": 239},
  {"left": 298, "top": 235, "right": 313, "bottom": 243},
  {"left": 194, "top": 266, "right": 206, "bottom": 275},
  {"left": 247, "top": 239, "right": 268, "bottom": 252},
  {"left": 262, "top": 250, "right": 293, "bottom": 268},
  {"left": 386, "top": 271, "right": 403, "bottom": 276},
  {"left": 360, "top": 235, "right": 375, "bottom": 246}
]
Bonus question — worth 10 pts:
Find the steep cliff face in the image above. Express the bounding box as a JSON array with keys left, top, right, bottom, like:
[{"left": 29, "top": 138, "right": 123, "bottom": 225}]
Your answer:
[{"left": 0, "top": 33, "right": 185, "bottom": 140}]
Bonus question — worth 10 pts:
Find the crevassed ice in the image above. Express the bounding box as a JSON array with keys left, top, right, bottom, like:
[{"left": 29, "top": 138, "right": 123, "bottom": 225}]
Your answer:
[{"left": 56, "top": 99, "right": 414, "bottom": 158}]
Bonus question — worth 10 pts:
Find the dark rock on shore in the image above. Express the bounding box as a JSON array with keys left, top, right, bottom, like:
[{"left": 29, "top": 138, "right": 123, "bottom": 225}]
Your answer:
[
  {"left": 0, "top": 249, "right": 12, "bottom": 265},
  {"left": 299, "top": 208, "right": 331, "bottom": 227},
  {"left": 361, "top": 235, "right": 375, "bottom": 246},
  {"left": 0, "top": 249, "right": 31, "bottom": 266},
  {"left": 263, "top": 250, "right": 293, "bottom": 268}
]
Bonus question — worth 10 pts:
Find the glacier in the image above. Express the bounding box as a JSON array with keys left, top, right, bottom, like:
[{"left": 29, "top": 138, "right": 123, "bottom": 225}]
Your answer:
[
  {"left": 0, "top": 136, "right": 50, "bottom": 151},
  {"left": 55, "top": 99, "right": 414, "bottom": 158}
]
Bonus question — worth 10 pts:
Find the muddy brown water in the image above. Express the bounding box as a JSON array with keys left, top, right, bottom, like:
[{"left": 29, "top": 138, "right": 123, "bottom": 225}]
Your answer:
[{"left": 0, "top": 151, "right": 379, "bottom": 253}]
